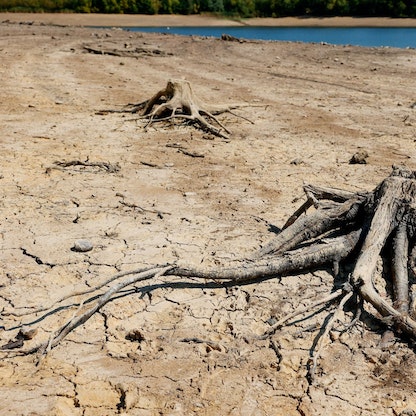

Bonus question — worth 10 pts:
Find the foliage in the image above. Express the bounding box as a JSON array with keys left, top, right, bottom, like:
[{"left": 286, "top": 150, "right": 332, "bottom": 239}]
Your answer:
[{"left": 0, "top": 0, "right": 415, "bottom": 19}]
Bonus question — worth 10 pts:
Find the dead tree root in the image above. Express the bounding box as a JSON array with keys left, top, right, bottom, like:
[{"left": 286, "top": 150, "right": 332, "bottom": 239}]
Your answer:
[
  {"left": 3, "top": 166, "right": 416, "bottom": 381},
  {"left": 99, "top": 79, "right": 252, "bottom": 139}
]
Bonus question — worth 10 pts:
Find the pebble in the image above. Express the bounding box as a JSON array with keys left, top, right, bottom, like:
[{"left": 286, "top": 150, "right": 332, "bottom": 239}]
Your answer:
[
  {"left": 349, "top": 150, "right": 369, "bottom": 164},
  {"left": 72, "top": 239, "right": 93, "bottom": 252}
]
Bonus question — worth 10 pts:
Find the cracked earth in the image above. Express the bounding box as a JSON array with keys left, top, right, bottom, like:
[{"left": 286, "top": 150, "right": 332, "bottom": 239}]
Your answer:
[{"left": 1, "top": 16, "right": 416, "bottom": 415}]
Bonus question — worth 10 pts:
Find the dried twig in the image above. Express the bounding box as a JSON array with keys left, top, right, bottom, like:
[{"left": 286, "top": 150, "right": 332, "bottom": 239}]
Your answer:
[{"left": 46, "top": 160, "right": 120, "bottom": 173}]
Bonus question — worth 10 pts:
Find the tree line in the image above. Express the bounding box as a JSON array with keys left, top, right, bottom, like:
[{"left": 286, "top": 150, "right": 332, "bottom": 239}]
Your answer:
[{"left": 1, "top": 0, "right": 415, "bottom": 17}]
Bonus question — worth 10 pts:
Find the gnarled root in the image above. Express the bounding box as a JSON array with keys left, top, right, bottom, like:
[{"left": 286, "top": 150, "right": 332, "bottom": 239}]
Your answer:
[
  {"left": 141, "top": 79, "right": 232, "bottom": 137},
  {"left": 256, "top": 165, "right": 416, "bottom": 379},
  {"left": 117, "top": 79, "right": 247, "bottom": 139},
  {"left": 4, "top": 166, "right": 416, "bottom": 382}
]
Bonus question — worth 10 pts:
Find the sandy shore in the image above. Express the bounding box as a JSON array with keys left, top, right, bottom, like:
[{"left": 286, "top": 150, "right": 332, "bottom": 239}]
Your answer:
[{"left": 1, "top": 12, "right": 416, "bottom": 27}]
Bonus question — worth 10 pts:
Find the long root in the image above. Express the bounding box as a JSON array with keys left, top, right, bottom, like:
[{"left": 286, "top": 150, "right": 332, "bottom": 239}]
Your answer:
[{"left": 3, "top": 166, "right": 416, "bottom": 383}]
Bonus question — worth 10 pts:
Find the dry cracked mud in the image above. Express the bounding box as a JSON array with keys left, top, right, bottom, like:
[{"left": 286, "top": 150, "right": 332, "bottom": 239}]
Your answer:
[{"left": 1, "top": 16, "right": 416, "bottom": 415}]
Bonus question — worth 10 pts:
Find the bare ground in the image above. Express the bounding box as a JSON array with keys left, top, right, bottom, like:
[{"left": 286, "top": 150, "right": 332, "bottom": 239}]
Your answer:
[{"left": 1, "top": 16, "right": 416, "bottom": 416}]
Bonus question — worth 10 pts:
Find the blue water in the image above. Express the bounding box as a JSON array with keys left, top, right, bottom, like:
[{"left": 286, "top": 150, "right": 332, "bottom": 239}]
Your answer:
[{"left": 124, "top": 26, "right": 416, "bottom": 48}]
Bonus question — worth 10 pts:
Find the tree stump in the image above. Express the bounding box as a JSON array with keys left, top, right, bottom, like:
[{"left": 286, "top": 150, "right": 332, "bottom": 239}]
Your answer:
[
  {"left": 4, "top": 166, "right": 416, "bottom": 381},
  {"left": 109, "top": 79, "right": 245, "bottom": 139}
]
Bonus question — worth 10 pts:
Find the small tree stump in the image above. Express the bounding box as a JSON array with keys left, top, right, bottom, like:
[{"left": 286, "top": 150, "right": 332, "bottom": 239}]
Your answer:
[
  {"left": 140, "top": 79, "right": 235, "bottom": 138},
  {"left": 111, "top": 79, "right": 247, "bottom": 139}
]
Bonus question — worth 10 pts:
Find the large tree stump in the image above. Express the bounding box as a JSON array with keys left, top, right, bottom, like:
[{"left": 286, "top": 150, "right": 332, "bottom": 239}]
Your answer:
[{"left": 4, "top": 166, "right": 416, "bottom": 381}]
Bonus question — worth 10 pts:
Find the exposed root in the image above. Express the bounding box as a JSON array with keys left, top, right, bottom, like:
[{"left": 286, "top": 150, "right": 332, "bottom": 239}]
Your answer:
[
  {"left": 260, "top": 287, "right": 346, "bottom": 339},
  {"left": 32, "top": 265, "right": 173, "bottom": 356},
  {"left": 100, "top": 79, "right": 252, "bottom": 139},
  {"left": 307, "top": 289, "right": 353, "bottom": 383},
  {"left": 392, "top": 221, "right": 410, "bottom": 313},
  {"left": 4, "top": 165, "right": 416, "bottom": 382}
]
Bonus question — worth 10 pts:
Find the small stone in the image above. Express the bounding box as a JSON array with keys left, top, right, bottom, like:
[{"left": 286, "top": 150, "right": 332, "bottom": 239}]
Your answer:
[
  {"left": 290, "top": 158, "right": 304, "bottom": 166},
  {"left": 349, "top": 150, "right": 369, "bottom": 164},
  {"left": 71, "top": 239, "right": 93, "bottom": 252}
]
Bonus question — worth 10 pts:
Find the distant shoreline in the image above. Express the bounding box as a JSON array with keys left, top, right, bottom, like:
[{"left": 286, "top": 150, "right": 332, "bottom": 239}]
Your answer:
[{"left": 1, "top": 13, "right": 416, "bottom": 27}]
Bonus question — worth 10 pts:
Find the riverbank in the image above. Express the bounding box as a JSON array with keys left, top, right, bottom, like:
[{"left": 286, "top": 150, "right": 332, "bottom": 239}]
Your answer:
[
  {"left": 1, "top": 19, "right": 416, "bottom": 416},
  {"left": 1, "top": 12, "right": 416, "bottom": 27}
]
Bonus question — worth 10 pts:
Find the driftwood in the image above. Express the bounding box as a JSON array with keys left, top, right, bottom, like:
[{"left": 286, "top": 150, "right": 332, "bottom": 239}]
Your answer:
[
  {"left": 3, "top": 166, "right": 416, "bottom": 381},
  {"left": 99, "top": 79, "right": 251, "bottom": 139},
  {"left": 45, "top": 159, "right": 121, "bottom": 173},
  {"left": 83, "top": 43, "right": 171, "bottom": 58}
]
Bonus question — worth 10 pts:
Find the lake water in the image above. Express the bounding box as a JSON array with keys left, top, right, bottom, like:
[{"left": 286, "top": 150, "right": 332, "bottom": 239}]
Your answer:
[{"left": 124, "top": 26, "right": 416, "bottom": 48}]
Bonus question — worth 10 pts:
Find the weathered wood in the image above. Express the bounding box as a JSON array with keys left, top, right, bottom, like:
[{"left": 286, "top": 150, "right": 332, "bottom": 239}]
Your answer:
[
  {"left": 350, "top": 173, "right": 416, "bottom": 337},
  {"left": 83, "top": 44, "right": 169, "bottom": 58},
  {"left": 29, "top": 266, "right": 174, "bottom": 355},
  {"left": 9, "top": 230, "right": 361, "bottom": 355},
  {"left": 100, "top": 79, "right": 257, "bottom": 138},
  {"left": 255, "top": 196, "right": 365, "bottom": 258},
  {"left": 172, "top": 229, "right": 362, "bottom": 282},
  {"left": 140, "top": 79, "right": 236, "bottom": 138},
  {"left": 392, "top": 220, "right": 410, "bottom": 313},
  {"left": 6, "top": 166, "right": 416, "bottom": 381}
]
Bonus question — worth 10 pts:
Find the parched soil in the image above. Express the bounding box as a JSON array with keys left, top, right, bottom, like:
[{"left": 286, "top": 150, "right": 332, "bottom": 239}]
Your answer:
[{"left": 0, "top": 16, "right": 416, "bottom": 416}]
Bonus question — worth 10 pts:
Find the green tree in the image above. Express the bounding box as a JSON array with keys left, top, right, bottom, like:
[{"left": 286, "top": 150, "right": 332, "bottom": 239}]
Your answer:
[
  {"left": 326, "top": 0, "right": 349, "bottom": 14},
  {"left": 92, "top": 0, "right": 122, "bottom": 12},
  {"left": 223, "top": 0, "right": 255, "bottom": 16},
  {"left": 269, "top": 0, "right": 299, "bottom": 17}
]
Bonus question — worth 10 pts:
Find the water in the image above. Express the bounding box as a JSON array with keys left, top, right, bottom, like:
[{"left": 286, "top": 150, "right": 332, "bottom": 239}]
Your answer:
[{"left": 123, "top": 26, "right": 416, "bottom": 48}]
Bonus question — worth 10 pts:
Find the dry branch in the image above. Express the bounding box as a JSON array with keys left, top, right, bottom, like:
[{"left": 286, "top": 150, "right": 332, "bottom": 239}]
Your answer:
[
  {"left": 46, "top": 160, "right": 120, "bottom": 173},
  {"left": 4, "top": 166, "right": 416, "bottom": 382},
  {"left": 83, "top": 43, "right": 171, "bottom": 58}
]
